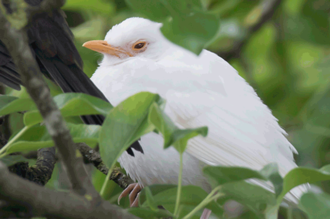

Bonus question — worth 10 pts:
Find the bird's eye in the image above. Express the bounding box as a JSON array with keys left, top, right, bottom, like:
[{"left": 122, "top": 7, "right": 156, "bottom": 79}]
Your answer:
[
  {"left": 134, "top": 43, "right": 145, "bottom": 49},
  {"left": 132, "top": 41, "right": 147, "bottom": 52}
]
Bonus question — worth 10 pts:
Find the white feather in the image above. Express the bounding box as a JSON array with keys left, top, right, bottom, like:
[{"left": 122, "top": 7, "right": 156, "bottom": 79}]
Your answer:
[{"left": 90, "top": 17, "right": 306, "bottom": 204}]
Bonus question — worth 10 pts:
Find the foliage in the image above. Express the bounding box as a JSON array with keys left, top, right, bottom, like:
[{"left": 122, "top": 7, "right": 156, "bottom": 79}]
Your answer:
[
  {"left": 2, "top": 89, "right": 330, "bottom": 218},
  {"left": 126, "top": 0, "right": 220, "bottom": 54},
  {"left": 1, "top": 0, "right": 329, "bottom": 218}
]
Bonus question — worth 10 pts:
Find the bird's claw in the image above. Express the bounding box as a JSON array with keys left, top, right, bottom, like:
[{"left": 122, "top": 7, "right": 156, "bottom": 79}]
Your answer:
[{"left": 118, "top": 183, "right": 141, "bottom": 207}]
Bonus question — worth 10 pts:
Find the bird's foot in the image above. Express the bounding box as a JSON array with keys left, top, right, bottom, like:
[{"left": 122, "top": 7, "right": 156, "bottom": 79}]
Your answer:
[
  {"left": 118, "top": 183, "right": 141, "bottom": 207},
  {"left": 200, "top": 209, "right": 212, "bottom": 219}
]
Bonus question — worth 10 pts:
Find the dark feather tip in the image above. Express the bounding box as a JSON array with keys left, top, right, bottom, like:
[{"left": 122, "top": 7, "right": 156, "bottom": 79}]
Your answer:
[
  {"left": 131, "top": 141, "right": 144, "bottom": 154},
  {"left": 127, "top": 148, "right": 134, "bottom": 157}
]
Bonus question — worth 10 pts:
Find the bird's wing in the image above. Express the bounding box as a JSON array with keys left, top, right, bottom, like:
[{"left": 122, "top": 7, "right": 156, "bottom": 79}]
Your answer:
[
  {"left": 0, "top": 41, "right": 22, "bottom": 90},
  {"left": 154, "top": 50, "right": 297, "bottom": 170},
  {"left": 0, "top": 3, "right": 106, "bottom": 102},
  {"left": 0, "top": 7, "right": 105, "bottom": 124},
  {"left": 166, "top": 93, "right": 306, "bottom": 202},
  {"left": 156, "top": 51, "right": 303, "bottom": 201},
  {"left": 167, "top": 91, "right": 297, "bottom": 173}
]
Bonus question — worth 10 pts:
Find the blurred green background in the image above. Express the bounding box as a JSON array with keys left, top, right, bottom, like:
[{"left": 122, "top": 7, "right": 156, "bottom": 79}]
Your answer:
[{"left": 1, "top": 0, "right": 329, "bottom": 218}]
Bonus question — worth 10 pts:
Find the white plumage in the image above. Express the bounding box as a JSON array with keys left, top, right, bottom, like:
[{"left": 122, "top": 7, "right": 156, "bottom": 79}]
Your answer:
[{"left": 87, "top": 17, "right": 305, "bottom": 203}]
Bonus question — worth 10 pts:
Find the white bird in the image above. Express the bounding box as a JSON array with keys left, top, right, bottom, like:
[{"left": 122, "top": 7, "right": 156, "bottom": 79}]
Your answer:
[{"left": 83, "top": 17, "right": 305, "bottom": 214}]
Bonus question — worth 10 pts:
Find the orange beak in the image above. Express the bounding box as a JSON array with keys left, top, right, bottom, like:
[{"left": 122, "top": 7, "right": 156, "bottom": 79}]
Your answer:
[{"left": 83, "top": 40, "right": 132, "bottom": 58}]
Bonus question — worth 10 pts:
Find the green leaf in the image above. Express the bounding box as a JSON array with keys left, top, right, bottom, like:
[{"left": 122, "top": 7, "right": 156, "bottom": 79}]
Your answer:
[
  {"left": 0, "top": 155, "right": 28, "bottom": 166},
  {"left": 139, "top": 185, "right": 223, "bottom": 217},
  {"left": 139, "top": 184, "right": 177, "bottom": 204},
  {"left": 148, "top": 103, "right": 208, "bottom": 153},
  {"left": 125, "top": 0, "right": 220, "bottom": 54},
  {"left": 4, "top": 123, "right": 100, "bottom": 154},
  {"left": 125, "top": 0, "right": 169, "bottom": 21},
  {"left": 277, "top": 165, "right": 330, "bottom": 204},
  {"left": 204, "top": 164, "right": 284, "bottom": 198},
  {"left": 24, "top": 93, "right": 112, "bottom": 126},
  {"left": 118, "top": 196, "right": 131, "bottom": 209},
  {"left": 219, "top": 181, "right": 276, "bottom": 218},
  {"left": 63, "top": 0, "right": 115, "bottom": 15},
  {"left": 207, "top": 0, "right": 244, "bottom": 15},
  {"left": 99, "top": 92, "right": 161, "bottom": 169},
  {"left": 176, "top": 205, "right": 208, "bottom": 219},
  {"left": 299, "top": 192, "right": 330, "bottom": 219},
  {"left": 100, "top": 180, "right": 117, "bottom": 201},
  {"left": 259, "top": 163, "right": 283, "bottom": 198},
  {"left": 145, "top": 187, "right": 158, "bottom": 211},
  {"left": 0, "top": 95, "right": 18, "bottom": 110},
  {"left": 203, "top": 164, "right": 284, "bottom": 218},
  {"left": 148, "top": 103, "right": 176, "bottom": 147},
  {"left": 162, "top": 0, "right": 204, "bottom": 14},
  {"left": 125, "top": 0, "right": 204, "bottom": 21},
  {"left": 128, "top": 208, "right": 173, "bottom": 219},
  {"left": 0, "top": 96, "right": 36, "bottom": 116},
  {"left": 262, "top": 165, "right": 330, "bottom": 219},
  {"left": 203, "top": 166, "right": 267, "bottom": 187},
  {"left": 161, "top": 12, "right": 219, "bottom": 54}
]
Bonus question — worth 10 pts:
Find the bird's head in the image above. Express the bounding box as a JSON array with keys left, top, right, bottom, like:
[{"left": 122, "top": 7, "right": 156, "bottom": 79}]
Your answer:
[{"left": 83, "top": 17, "right": 170, "bottom": 65}]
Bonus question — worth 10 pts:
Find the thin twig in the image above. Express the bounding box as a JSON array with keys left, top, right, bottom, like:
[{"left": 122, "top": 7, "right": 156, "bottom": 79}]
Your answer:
[
  {"left": 217, "top": 0, "right": 282, "bottom": 60},
  {"left": 76, "top": 142, "right": 109, "bottom": 175}
]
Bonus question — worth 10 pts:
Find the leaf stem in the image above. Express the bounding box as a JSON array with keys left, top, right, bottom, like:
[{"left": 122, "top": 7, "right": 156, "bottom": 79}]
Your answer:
[
  {"left": 287, "top": 207, "right": 293, "bottom": 219},
  {"left": 174, "top": 152, "right": 183, "bottom": 217},
  {"left": 100, "top": 165, "right": 115, "bottom": 199},
  {"left": 206, "top": 186, "right": 222, "bottom": 201},
  {"left": 183, "top": 192, "right": 223, "bottom": 219},
  {"left": 0, "top": 126, "right": 29, "bottom": 156}
]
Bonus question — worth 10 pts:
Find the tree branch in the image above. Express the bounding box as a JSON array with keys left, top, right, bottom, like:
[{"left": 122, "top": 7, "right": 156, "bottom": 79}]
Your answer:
[
  {"left": 217, "top": 0, "right": 282, "bottom": 60},
  {"left": 1, "top": 0, "right": 136, "bottom": 193},
  {"left": 0, "top": 4, "right": 139, "bottom": 218},
  {"left": 24, "top": 143, "right": 135, "bottom": 189},
  {"left": 76, "top": 143, "right": 134, "bottom": 189},
  {"left": 26, "top": 147, "right": 56, "bottom": 186},
  {"left": 7, "top": 149, "right": 56, "bottom": 186},
  {"left": 0, "top": 160, "right": 138, "bottom": 219},
  {"left": 0, "top": 4, "right": 89, "bottom": 196}
]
